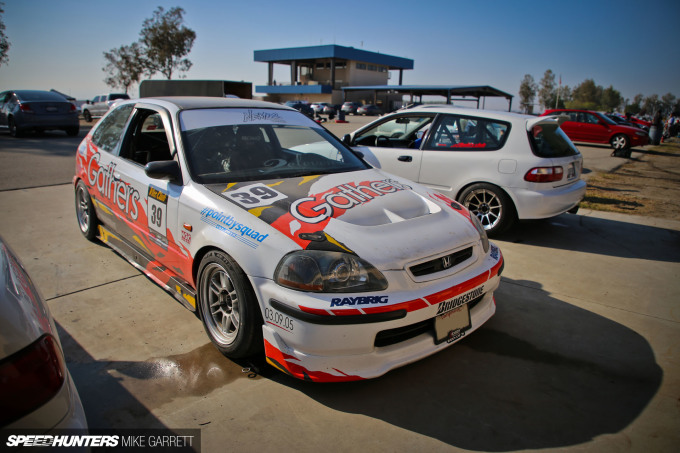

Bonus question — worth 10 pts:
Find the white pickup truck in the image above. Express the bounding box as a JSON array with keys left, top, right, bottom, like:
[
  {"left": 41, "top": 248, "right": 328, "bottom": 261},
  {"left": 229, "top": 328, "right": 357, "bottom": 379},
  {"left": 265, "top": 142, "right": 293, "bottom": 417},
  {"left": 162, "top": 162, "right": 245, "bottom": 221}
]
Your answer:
[{"left": 81, "top": 93, "right": 130, "bottom": 122}]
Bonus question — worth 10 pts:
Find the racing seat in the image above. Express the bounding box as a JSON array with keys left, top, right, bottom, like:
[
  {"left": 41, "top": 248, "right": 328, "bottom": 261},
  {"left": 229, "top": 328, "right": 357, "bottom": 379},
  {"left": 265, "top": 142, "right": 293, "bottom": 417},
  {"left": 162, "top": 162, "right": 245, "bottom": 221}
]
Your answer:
[{"left": 230, "top": 125, "right": 277, "bottom": 171}]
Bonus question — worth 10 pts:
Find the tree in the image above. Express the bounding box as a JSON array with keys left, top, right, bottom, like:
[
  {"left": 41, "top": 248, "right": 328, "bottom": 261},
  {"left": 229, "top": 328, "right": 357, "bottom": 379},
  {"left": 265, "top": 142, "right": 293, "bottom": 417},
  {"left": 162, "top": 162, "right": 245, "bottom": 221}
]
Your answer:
[
  {"left": 538, "top": 70, "right": 556, "bottom": 111},
  {"left": 139, "top": 6, "right": 196, "bottom": 79},
  {"left": 568, "top": 79, "right": 602, "bottom": 110},
  {"left": 103, "top": 43, "right": 145, "bottom": 93},
  {"left": 0, "top": 2, "right": 10, "bottom": 67},
  {"left": 626, "top": 94, "right": 644, "bottom": 115},
  {"left": 642, "top": 94, "right": 660, "bottom": 116},
  {"left": 519, "top": 74, "right": 537, "bottom": 114},
  {"left": 661, "top": 93, "right": 677, "bottom": 116},
  {"left": 601, "top": 85, "right": 622, "bottom": 112}
]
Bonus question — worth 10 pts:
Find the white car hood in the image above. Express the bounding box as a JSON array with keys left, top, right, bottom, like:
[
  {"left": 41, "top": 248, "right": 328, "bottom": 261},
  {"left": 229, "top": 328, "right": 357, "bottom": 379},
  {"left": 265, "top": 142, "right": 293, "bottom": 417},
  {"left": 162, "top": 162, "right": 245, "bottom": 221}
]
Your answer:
[{"left": 209, "top": 169, "right": 481, "bottom": 269}]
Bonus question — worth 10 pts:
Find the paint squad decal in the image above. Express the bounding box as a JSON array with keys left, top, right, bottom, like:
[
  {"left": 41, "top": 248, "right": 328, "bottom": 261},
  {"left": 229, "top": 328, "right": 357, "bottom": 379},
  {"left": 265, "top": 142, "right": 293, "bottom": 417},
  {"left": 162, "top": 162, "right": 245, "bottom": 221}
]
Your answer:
[
  {"left": 200, "top": 208, "right": 269, "bottom": 249},
  {"left": 220, "top": 177, "right": 412, "bottom": 249}
]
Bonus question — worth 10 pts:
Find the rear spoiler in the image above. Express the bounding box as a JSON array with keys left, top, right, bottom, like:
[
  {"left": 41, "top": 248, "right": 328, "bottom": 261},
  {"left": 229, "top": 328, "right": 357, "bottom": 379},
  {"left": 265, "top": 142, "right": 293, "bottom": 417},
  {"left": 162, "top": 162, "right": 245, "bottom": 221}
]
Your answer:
[{"left": 526, "top": 114, "right": 569, "bottom": 131}]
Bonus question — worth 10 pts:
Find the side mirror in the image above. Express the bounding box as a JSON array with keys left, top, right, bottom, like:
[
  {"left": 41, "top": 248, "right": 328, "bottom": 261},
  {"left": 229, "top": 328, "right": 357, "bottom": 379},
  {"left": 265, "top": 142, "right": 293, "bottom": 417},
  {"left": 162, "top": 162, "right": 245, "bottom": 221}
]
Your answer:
[
  {"left": 145, "top": 160, "right": 182, "bottom": 184},
  {"left": 342, "top": 134, "right": 352, "bottom": 145}
]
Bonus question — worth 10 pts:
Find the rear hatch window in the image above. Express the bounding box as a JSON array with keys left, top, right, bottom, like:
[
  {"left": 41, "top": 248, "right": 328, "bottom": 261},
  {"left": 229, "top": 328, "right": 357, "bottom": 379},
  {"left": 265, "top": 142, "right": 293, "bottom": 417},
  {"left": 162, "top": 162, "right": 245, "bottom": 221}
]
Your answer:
[{"left": 529, "top": 123, "right": 580, "bottom": 157}]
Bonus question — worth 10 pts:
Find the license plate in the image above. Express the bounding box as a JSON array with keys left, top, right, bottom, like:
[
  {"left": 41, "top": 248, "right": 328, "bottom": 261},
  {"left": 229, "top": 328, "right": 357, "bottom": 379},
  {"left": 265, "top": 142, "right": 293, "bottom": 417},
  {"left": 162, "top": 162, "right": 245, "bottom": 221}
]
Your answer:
[
  {"left": 435, "top": 304, "right": 471, "bottom": 344},
  {"left": 567, "top": 162, "right": 576, "bottom": 179},
  {"left": 46, "top": 107, "right": 57, "bottom": 112}
]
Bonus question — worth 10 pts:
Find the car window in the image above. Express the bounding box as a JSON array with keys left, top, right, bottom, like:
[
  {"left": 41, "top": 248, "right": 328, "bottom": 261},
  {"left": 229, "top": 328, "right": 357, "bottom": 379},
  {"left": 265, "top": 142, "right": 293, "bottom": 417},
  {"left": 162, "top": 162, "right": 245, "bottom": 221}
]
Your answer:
[
  {"left": 354, "top": 115, "right": 434, "bottom": 148},
  {"left": 180, "top": 108, "right": 367, "bottom": 184},
  {"left": 91, "top": 104, "right": 134, "bottom": 153},
  {"left": 583, "top": 113, "right": 599, "bottom": 124},
  {"left": 119, "top": 109, "right": 173, "bottom": 165},
  {"left": 425, "top": 115, "right": 509, "bottom": 151},
  {"left": 529, "top": 123, "right": 579, "bottom": 157}
]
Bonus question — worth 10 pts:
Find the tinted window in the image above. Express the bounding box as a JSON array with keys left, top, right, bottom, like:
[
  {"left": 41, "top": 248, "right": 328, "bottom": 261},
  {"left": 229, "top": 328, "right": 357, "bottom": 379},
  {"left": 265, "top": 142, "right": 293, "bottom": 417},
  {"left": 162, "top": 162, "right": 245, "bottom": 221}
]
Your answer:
[
  {"left": 91, "top": 104, "right": 134, "bottom": 153},
  {"left": 425, "top": 115, "right": 509, "bottom": 151},
  {"left": 15, "top": 90, "right": 71, "bottom": 102},
  {"left": 110, "top": 94, "right": 130, "bottom": 101},
  {"left": 529, "top": 123, "right": 579, "bottom": 157}
]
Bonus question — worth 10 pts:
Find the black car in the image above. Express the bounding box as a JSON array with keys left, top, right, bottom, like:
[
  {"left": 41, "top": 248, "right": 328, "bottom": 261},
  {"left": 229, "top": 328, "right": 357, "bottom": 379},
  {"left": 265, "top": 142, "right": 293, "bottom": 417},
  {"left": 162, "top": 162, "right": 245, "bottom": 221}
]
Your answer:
[
  {"left": 0, "top": 90, "right": 80, "bottom": 137},
  {"left": 284, "top": 101, "right": 314, "bottom": 118}
]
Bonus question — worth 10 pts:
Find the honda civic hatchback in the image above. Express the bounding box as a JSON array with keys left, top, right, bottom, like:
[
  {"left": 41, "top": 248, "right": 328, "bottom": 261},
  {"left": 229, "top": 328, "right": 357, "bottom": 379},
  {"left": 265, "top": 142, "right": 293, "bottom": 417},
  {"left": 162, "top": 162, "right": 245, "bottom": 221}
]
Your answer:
[
  {"left": 343, "top": 105, "right": 586, "bottom": 235},
  {"left": 73, "top": 97, "right": 504, "bottom": 382}
]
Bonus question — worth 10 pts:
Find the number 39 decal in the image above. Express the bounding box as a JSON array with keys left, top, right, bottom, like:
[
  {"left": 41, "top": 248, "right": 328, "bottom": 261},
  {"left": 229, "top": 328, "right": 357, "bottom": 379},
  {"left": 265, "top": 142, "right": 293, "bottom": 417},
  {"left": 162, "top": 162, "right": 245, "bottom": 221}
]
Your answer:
[
  {"left": 223, "top": 183, "right": 288, "bottom": 208},
  {"left": 147, "top": 186, "right": 168, "bottom": 236}
]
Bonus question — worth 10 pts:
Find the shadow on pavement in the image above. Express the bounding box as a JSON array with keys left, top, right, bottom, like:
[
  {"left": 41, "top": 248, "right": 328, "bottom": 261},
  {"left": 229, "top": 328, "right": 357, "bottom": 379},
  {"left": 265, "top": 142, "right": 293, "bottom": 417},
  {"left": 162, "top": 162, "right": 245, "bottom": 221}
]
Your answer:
[
  {"left": 55, "top": 321, "right": 170, "bottom": 429},
  {"left": 282, "top": 277, "right": 662, "bottom": 451},
  {"left": 495, "top": 213, "right": 680, "bottom": 263}
]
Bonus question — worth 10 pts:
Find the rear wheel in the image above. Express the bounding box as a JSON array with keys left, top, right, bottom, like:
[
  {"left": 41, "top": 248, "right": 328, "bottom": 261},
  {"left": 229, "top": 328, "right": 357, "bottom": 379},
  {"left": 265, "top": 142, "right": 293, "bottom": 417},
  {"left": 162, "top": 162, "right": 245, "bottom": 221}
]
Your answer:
[
  {"left": 65, "top": 126, "right": 79, "bottom": 137},
  {"left": 75, "top": 180, "right": 98, "bottom": 241},
  {"left": 198, "top": 251, "right": 263, "bottom": 358},
  {"left": 459, "top": 183, "right": 515, "bottom": 236},
  {"left": 83, "top": 109, "right": 92, "bottom": 122},
  {"left": 8, "top": 117, "right": 23, "bottom": 137}
]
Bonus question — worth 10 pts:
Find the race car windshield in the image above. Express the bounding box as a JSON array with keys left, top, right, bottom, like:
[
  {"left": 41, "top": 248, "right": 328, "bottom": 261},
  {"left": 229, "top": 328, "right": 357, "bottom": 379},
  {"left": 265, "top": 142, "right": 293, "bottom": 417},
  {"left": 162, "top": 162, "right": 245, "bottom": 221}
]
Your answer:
[{"left": 180, "top": 108, "right": 368, "bottom": 184}]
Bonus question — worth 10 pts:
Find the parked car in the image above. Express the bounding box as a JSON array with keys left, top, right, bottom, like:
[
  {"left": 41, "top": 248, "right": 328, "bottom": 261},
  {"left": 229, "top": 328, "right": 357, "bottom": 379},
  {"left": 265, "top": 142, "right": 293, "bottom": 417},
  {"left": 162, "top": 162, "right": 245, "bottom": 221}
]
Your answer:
[
  {"left": 343, "top": 105, "right": 586, "bottom": 235},
  {"left": 604, "top": 113, "right": 641, "bottom": 129},
  {"left": 341, "top": 102, "right": 362, "bottom": 115},
  {"left": 73, "top": 97, "right": 503, "bottom": 382},
  {"left": 0, "top": 235, "right": 87, "bottom": 431},
  {"left": 311, "top": 102, "right": 331, "bottom": 113},
  {"left": 323, "top": 104, "right": 340, "bottom": 115},
  {"left": 627, "top": 115, "right": 651, "bottom": 131},
  {"left": 0, "top": 90, "right": 79, "bottom": 137},
  {"left": 284, "top": 100, "right": 314, "bottom": 118},
  {"left": 81, "top": 93, "right": 130, "bottom": 122},
  {"left": 357, "top": 104, "right": 382, "bottom": 116},
  {"left": 542, "top": 109, "right": 649, "bottom": 152}
]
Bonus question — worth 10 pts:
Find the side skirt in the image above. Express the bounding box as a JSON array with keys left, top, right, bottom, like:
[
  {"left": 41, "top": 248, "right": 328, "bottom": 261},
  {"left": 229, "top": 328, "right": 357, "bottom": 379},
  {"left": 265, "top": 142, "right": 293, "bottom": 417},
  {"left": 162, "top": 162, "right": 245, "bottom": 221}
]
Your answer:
[{"left": 97, "top": 225, "right": 197, "bottom": 312}]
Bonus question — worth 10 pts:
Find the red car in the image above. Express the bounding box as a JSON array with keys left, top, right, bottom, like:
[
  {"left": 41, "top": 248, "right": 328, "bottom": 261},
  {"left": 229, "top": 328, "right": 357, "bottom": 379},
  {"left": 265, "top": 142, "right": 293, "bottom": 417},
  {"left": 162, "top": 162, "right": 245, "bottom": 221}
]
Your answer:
[{"left": 542, "top": 109, "right": 649, "bottom": 151}]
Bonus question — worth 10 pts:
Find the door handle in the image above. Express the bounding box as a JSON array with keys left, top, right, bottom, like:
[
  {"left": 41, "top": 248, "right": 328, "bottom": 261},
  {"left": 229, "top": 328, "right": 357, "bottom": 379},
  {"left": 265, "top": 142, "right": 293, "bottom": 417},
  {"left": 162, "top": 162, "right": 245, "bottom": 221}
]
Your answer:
[{"left": 398, "top": 155, "right": 413, "bottom": 162}]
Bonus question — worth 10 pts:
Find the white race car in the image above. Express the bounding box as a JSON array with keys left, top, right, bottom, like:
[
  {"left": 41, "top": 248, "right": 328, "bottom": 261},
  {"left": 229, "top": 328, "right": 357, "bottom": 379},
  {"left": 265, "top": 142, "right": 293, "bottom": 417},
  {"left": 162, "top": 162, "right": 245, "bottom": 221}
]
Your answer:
[{"left": 74, "top": 97, "right": 504, "bottom": 382}]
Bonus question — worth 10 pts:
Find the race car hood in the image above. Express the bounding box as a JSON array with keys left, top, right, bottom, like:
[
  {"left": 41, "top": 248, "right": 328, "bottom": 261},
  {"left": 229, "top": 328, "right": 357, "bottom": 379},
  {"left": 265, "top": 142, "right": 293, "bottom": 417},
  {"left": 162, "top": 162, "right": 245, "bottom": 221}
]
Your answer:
[{"left": 206, "top": 169, "right": 480, "bottom": 270}]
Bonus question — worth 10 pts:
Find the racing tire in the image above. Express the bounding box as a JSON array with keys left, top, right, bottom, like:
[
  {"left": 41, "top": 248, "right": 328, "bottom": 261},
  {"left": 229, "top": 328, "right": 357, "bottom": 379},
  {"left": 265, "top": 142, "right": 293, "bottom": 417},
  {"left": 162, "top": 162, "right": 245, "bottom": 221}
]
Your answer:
[
  {"left": 458, "top": 183, "right": 516, "bottom": 237},
  {"left": 610, "top": 134, "right": 629, "bottom": 150},
  {"left": 75, "top": 180, "right": 99, "bottom": 241},
  {"left": 197, "top": 250, "right": 263, "bottom": 358},
  {"left": 83, "top": 110, "right": 92, "bottom": 122}
]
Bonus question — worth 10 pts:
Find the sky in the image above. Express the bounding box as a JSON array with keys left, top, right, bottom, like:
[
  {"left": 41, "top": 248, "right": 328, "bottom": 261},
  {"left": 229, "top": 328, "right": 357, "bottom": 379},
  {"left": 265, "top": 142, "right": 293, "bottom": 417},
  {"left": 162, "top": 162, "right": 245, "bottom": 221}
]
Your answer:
[{"left": 1, "top": 0, "right": 679, "bottom": 112}]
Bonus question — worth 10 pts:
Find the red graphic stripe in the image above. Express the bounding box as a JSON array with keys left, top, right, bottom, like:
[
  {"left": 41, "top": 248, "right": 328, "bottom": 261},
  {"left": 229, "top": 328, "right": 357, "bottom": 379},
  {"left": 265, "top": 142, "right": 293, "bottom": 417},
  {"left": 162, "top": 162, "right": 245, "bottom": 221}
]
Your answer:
[{"left": 264, "top": 340, "right": 364, "bottom": 382}]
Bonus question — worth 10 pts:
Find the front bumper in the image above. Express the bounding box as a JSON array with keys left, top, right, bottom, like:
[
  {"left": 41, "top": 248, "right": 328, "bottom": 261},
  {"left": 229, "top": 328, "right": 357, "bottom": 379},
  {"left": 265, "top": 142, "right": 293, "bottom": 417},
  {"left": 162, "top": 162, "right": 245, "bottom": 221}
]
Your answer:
[{"left": 252, "top": 246, "right": 503, "bottom": 382}]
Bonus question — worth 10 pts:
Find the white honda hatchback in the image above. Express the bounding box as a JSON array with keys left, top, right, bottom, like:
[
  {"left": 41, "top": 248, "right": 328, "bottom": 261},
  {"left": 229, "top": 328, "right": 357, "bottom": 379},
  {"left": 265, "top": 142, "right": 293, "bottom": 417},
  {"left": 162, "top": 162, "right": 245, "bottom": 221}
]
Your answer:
[{"left": 343, "top": 105, "right": 587, "bottom": 235}]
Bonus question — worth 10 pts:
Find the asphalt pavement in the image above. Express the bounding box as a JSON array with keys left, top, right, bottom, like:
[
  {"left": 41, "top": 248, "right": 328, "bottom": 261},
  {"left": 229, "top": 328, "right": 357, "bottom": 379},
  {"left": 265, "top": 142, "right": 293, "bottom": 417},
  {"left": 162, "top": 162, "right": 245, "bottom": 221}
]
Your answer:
[{"left": 0, "top": 118, "right": 678, "bottom": 452}]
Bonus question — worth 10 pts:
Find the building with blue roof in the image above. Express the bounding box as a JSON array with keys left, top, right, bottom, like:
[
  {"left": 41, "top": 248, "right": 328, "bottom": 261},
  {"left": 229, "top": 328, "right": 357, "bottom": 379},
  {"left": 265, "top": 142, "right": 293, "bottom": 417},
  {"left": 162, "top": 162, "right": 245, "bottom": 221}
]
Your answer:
[{"left": 254, "top": 45, "right": 414, "bottom": 106}]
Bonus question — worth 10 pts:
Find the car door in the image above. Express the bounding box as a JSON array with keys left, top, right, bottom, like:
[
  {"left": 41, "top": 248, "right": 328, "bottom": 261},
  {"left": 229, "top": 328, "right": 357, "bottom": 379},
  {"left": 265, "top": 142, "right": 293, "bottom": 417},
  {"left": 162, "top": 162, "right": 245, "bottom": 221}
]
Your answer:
[
  {"left": 417, "top": 114, "right": 511, "bottom": 197},
  {"left": 351, "top": 113, "right": 435, "bottom": 182},
  {"left": 112, "top": 105, "right": 190, "bottom": 287},
  {"left": 580, "top": 112, "right": 610, "bottom": 143}
]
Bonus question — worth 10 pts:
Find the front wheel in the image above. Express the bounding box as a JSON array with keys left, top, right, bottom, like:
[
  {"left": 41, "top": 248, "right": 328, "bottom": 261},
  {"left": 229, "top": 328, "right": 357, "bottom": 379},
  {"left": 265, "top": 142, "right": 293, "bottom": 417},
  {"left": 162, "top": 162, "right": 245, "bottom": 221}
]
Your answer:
[
  {"left": 75, "top": 180, "right": 98, "bottom": 241},
  {"left": 83, "top": 110, "right": 92, "bottom": 122},
  {"left": 458, "top": 183, "right": 515, "bottom": 236},
  {"left": 198, "top": 251, "right": 263, "bottom": 358},
  {"left": 610, "top": 134, "right": 629, "bottom": 150}
]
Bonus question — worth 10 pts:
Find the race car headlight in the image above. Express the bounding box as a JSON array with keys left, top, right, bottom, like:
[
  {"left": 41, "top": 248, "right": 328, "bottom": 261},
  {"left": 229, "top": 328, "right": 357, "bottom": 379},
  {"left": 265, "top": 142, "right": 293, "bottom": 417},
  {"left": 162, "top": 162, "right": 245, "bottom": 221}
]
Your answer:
[
  {"left": 274, "top": 251, "right": 388, "bottom": 293},
  {"left": 470, "top": 214, "right": 490, "bottom": 254}
]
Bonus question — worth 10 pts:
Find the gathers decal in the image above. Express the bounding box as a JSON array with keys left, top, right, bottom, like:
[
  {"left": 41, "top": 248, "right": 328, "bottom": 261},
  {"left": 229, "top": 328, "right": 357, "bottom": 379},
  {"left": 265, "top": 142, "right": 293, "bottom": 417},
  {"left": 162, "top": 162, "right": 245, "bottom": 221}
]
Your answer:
[
  {"left": 87, "top": 152, "right": 140, "bottom": 220},
  {"left": 217, "top": 176, "right": 411, "bottom": 251}
]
